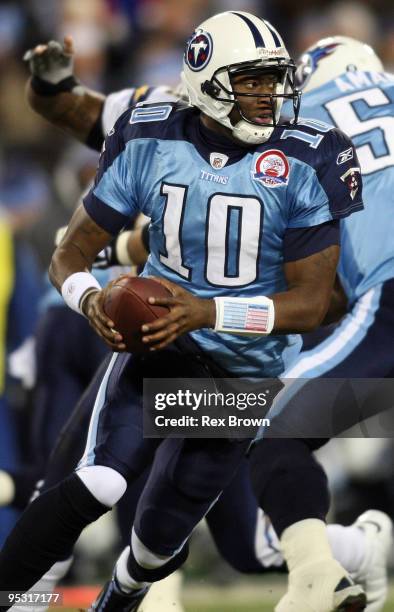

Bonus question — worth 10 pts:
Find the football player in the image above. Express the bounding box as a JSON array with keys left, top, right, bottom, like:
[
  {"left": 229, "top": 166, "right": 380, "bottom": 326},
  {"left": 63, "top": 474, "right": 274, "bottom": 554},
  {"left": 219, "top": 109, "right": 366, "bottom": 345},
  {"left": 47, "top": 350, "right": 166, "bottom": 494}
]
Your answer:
[
  {"left": 250, "top": 36, "right": 394, "bottom": 612},
  {"left": 0, "top": 14, "right": 366, "bottom": 602},
  {"left": 2, "top": 39, "right": 181, "bottom": 612},
  {"left": 0, "top": 35, "right": 173, "bottom": 509},
  {"left": 6, "top": 32, "right": 382, "bottom": 612},
  {"left": 0, "top": 44, "right": 161, "bottom": 507}
]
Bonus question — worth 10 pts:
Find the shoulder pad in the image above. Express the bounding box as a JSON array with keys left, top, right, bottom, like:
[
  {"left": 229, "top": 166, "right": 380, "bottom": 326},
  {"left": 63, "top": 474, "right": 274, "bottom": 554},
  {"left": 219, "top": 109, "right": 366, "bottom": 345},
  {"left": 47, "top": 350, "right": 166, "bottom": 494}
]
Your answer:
[{"left": 110, "top": 101, "right": 194, "bottom": 144}]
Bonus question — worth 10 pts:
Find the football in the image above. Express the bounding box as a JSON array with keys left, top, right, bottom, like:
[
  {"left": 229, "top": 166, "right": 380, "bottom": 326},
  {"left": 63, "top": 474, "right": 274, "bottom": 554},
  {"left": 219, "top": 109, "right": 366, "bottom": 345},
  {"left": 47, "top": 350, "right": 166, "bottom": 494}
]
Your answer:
[{"left": 103, "top": 276, "right": 171, "bottom": 353}]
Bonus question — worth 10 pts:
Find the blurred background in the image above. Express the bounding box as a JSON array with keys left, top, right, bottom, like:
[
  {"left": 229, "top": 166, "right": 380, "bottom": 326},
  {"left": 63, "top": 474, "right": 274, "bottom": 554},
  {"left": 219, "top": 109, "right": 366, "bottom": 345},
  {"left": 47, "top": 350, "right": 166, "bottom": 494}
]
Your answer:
[{"left": 0, "top": 0, "right": 394, "bottom": 610}]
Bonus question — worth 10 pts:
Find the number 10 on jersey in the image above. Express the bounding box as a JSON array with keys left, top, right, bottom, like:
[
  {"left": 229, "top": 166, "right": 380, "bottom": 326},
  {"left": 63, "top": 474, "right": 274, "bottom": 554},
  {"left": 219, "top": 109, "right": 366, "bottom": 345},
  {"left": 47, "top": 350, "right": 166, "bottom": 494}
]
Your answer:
[{"left": 159, "top": 183, "right": 263, "bottom": 288}]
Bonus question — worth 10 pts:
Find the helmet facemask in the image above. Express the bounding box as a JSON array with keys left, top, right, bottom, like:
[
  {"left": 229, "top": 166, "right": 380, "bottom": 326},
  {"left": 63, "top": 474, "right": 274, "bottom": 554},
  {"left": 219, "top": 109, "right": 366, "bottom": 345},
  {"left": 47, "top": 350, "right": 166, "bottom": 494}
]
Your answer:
[{"left": 200, "top": 58, "right": 301, "bottom": 144}]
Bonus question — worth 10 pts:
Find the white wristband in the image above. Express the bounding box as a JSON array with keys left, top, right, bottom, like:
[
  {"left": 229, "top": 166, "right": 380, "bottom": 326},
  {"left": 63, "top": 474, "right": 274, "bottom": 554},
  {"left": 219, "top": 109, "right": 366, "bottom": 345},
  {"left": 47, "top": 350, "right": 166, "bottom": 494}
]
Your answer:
[
  {"left": 214, "top": 296, "right": 275, "bottom": 335},
  {"left": 61, "top": 272, "right": 102, "bottom": 315},
  {"left": 115, "top": 231, "right": 134, "bottom": 265}
]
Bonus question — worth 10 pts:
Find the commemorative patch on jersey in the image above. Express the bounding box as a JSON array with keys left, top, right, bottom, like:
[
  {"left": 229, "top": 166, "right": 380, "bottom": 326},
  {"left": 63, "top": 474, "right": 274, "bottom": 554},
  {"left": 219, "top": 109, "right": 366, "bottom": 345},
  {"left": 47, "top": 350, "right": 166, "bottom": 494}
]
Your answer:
[
  {"left": 340, "top": 167, "right": 361, "bottom": 200},
  {"left": 185, "top": 30, "right": 213, "bottom": 72},
  {"left": 252, "top": 150, "right": 290, "bottom": 187}
]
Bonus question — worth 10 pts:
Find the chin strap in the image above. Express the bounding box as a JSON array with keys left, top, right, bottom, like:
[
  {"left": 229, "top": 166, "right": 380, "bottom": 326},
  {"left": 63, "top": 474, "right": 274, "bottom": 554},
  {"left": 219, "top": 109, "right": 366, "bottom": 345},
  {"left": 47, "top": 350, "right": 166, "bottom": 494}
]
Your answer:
[{"left": 231, "top": 119, "right": 274, "bottom": 144}]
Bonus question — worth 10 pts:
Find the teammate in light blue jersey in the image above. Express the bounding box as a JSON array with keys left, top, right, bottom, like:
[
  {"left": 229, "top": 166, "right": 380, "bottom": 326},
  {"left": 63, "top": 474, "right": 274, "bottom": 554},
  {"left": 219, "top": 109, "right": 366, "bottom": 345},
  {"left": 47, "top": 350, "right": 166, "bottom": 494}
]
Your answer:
[
  {"left": 250, "top": 37, "right": 394, "bottom": 612},
  {"left": 0, "top": 14, "right": 365, "bottom": 612},
  {"left": 293, "top": 40, "right": 394, "bottom": 306}
]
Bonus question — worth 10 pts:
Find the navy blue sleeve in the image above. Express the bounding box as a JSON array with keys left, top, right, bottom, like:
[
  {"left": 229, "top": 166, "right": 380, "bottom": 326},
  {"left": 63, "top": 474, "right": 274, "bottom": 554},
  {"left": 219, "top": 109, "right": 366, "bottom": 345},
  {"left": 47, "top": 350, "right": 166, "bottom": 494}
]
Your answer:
[
  {"left": 82, "top": 109, "right": 136, "bottom": 235},
  {"left": 86, "top": 114, "right": 104, "bottom": 151},
  {"left": 283, "top": 220, "right": 340, "bottom": 262},
  {"left": 317, "top": 129, "right": 364, "bottom": 219},
  {"left": 83, "top": 193, "right": 130, "bottom": 236},
  {"left": 93, "top": 109, "right": 129, "bottom": 185}
]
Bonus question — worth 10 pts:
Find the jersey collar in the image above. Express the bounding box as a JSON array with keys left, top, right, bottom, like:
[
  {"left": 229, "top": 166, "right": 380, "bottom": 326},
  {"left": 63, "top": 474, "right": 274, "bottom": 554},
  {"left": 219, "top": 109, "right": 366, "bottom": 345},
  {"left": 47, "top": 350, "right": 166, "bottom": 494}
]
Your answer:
[{"left": 186, "top": 113, "right": 251, "bottom": 166}]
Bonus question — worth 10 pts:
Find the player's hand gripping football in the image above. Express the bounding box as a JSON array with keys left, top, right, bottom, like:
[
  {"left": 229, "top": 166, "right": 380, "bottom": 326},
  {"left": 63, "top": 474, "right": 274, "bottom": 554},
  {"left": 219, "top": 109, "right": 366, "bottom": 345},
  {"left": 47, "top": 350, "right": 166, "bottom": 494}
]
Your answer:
[
  {"left": 82, "top": 283, "right": 127, "bottom": 352},
  {"left": 141, "top": 277, "right": 216, "bottom": 350},
  {"left": 24, "top": 36, "right": 75, "bottom": 85}
]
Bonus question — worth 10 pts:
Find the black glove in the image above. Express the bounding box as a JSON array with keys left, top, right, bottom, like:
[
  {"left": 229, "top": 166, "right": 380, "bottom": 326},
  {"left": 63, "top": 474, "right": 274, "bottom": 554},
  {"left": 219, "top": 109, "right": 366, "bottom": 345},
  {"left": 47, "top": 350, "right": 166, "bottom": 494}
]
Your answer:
[{"left": 24, "top": 40, "right": 80, "bottom": 96}]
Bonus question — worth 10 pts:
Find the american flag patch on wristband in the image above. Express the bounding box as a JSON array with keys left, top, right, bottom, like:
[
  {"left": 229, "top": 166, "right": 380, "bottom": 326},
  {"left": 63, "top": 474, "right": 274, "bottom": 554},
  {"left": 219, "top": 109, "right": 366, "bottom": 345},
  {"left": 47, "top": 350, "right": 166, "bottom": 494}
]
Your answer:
[{"left": 222, "top": 301, "right": 270, "bottom": 332}]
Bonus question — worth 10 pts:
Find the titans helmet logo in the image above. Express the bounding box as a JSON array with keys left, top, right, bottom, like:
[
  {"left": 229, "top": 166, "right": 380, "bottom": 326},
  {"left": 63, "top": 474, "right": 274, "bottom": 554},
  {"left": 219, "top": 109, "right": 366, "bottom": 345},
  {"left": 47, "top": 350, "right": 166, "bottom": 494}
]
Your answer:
[
  {"left": 309, "top": 43, "right": 341, "bottom": 69},
  {"left": 296, "top": 42, "right": 342, "bottom": 89},
  {"left": 185, "top": 31, "right": 213, "bottom": 72}
]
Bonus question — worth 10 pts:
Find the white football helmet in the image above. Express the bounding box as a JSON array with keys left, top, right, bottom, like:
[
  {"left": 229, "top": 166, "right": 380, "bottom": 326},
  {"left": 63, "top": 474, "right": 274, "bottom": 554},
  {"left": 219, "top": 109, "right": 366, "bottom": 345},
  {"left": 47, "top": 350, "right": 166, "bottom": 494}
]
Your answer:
[
  {"left": 296, "top": 35, "right": 384, "bottom": 92},
  {"left": 181, "top": 11, "right": 300, "bottom": 144}
]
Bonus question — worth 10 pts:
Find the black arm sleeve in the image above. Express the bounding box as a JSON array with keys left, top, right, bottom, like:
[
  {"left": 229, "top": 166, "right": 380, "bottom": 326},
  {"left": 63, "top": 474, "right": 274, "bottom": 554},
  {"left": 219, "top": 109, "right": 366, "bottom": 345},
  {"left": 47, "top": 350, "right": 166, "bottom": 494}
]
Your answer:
[
  {"left": 85, "top": 114, "right": 105, "bottom": 151},
  {"left": 141, "top": 222, "right": 150, "bottom": 253}
]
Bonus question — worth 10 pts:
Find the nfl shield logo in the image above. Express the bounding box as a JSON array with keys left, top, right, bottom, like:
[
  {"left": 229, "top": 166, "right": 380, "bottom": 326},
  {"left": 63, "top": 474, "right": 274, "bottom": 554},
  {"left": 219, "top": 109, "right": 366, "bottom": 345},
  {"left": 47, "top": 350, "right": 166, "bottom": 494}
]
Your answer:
[{"left": 210, "top": 153, "right": 229, "bottom": 169}]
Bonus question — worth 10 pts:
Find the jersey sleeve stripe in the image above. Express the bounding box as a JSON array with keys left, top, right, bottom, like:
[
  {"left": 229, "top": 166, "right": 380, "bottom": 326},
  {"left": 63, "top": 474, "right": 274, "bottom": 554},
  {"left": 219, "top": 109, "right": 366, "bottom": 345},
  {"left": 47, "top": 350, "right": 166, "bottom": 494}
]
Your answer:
[{"left": 329, "top": 200, "right": 363, "bottom": 218}]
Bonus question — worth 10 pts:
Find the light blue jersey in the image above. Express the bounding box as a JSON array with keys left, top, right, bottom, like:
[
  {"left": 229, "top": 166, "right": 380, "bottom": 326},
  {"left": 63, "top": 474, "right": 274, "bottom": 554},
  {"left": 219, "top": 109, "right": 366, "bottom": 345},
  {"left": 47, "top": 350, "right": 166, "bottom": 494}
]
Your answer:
[
  {"left": 84, "top": 103, "right": 363, "bottom": 377},
  {"left": 286, "top": 71, "right": 394, "bottom": 304}
]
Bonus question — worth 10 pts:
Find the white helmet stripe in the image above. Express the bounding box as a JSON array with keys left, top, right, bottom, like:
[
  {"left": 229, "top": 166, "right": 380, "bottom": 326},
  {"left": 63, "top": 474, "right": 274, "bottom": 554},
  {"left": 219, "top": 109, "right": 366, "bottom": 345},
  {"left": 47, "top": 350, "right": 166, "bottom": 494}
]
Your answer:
[{"left": 231, "top": 11, "right": 266, "bottom": 48}]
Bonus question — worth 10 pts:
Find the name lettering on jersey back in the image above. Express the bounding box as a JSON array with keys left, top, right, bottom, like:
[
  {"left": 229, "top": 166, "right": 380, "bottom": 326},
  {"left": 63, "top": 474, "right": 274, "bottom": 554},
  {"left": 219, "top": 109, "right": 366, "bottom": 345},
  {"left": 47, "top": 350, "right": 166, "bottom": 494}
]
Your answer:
[
  {"left": 335, "top": 71, "right": 394, "bottom": 93},
  {"left": 200, "top": 169, "right": 229, "bottom": 185}
]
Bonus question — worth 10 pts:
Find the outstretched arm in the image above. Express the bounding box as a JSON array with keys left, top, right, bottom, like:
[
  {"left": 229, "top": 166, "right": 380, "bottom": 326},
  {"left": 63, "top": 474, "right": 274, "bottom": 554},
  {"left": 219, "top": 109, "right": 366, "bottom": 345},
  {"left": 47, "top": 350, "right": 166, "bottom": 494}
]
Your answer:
[{"left": 24, "top": 36, "right": 105, "bottom": 145}]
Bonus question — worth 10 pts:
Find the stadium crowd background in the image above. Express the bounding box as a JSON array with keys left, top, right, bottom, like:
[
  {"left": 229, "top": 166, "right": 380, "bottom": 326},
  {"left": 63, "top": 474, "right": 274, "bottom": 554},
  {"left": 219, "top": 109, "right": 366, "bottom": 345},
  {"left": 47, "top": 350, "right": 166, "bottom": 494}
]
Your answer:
[{"left": 1, "top": 0, "right": 394, "bottom": 595}]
